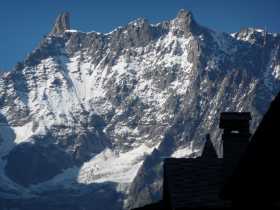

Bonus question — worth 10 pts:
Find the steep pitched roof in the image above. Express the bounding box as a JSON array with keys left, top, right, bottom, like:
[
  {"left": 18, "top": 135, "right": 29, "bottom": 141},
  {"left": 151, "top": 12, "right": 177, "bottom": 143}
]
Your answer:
[
  {"left": 132, "top": 201, "right": 165, "bottom": 210},
  {"left": 201, "top": 134, "right": 218, "bottom": 160},
  {"left": 164, "top": 158, "right": 224, "bottom": 209},
  {"left": 163, "top": 137, "right": 227, "bottom": 209},
  {"left": 221, "top": 92, "right": 280, "bottom": 202}
]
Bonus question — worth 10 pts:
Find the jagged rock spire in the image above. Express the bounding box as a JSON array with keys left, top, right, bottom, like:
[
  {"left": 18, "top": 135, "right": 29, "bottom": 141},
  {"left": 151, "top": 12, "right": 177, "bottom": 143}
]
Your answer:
[
  {"left": 176, "top": 9, "right": 193, "bottom": 20},
  {"left": 173, "top": 9, "right": 200, "bottom": 36},
  {"left": 50, "top": 12, "right": 70, "bottom": 35}
]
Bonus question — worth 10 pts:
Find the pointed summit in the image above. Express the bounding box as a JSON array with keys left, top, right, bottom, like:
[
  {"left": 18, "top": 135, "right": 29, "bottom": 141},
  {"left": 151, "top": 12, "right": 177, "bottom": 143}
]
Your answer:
[
  {"left": 176, "top": 9, "right": 193, "bottom": 20},
  {"left": 50, "top": 12, "right": 70, "bottom": 35},
  {"left": 172, "top": 9, "right": 200, "bottom": 36}
]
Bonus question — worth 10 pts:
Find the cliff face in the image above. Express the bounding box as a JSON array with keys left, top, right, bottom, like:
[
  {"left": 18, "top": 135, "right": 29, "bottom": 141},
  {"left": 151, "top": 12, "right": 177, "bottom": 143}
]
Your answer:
[{"left": 0, "top": 9, "right": 279, "bottom": 210}]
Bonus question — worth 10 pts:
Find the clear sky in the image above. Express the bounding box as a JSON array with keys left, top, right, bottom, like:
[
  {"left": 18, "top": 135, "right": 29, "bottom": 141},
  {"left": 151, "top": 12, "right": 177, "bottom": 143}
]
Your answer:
[{"left": 0, "top": 0, "right": 279, "bottom": 70}]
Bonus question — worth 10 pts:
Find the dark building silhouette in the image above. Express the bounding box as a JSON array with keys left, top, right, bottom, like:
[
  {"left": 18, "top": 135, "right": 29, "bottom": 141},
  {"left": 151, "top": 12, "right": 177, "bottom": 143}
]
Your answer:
[
  {"left": 132, "top": 92, "right": 280, "bottom": 209},
  {"left": 221, "top": 92, "right": 280, "bottom": 207},
  {"left": 162, "top": 139, "right": 225, "bottom": 209},
  {"left": 219, "top": 112, "right": 251, "bottom": 188}
]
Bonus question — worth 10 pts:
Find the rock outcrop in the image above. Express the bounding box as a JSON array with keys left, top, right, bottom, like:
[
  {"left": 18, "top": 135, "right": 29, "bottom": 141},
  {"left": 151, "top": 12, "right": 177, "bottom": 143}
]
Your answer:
[{"left": 50, "top": 12, "right": 70, "bottom": 35}]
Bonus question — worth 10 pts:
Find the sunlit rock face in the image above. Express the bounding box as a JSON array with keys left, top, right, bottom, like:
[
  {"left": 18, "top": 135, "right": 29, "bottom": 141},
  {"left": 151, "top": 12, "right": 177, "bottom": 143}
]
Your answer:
[
  {"left": 50, "top": 12, "right": 70, "bottom": 35},
  {"left": 0, "top": 9, "right": 280, "bottom": 210}
]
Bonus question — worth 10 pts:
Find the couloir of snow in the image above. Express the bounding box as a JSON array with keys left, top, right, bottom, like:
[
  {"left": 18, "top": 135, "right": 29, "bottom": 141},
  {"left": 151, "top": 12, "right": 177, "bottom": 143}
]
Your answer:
[
  {"left": 171, "top": 142, "right": 200, "bottom": 158},
  {"left": 77, "top": 144, "right": 156, "bottom": 184},
  {"left": 29, "top": 144, "right": 157, "bottom": 193}
]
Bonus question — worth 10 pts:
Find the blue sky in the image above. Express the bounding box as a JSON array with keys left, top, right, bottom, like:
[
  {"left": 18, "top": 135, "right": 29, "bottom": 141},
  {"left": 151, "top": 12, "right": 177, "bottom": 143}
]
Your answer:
[{"left": 0, "top": 0, "right": 279, "bottom": 70}]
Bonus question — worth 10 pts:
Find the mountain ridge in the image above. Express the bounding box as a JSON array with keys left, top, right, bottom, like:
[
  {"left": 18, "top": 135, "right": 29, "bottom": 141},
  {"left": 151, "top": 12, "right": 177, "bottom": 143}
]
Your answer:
[{"left": 0, "top": 9, "right": 279, "bottom": 210}]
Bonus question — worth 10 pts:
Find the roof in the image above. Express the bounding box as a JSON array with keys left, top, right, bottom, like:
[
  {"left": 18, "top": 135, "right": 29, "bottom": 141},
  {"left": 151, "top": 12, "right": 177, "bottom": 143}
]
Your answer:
[
  {"left": 164, "top": 158, "right": 224, "bottom": 208},
  {"left": 201, "top": 134, "right": 218, "bottom": 160},
  {"left": 131, "top": 201, "right": 165, "bottom": 210},
  {"left": 163, "top": 137, "right": 228, "bottom": 208},
  {"left": 221, "top": 92, "right": 280, "bottom": 202}
]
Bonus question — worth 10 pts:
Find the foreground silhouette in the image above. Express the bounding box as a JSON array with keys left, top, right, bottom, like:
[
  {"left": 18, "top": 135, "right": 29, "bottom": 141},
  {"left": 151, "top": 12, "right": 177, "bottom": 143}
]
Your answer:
[{"left": 133, "top": 92, "right": 280, "bottom": 209}]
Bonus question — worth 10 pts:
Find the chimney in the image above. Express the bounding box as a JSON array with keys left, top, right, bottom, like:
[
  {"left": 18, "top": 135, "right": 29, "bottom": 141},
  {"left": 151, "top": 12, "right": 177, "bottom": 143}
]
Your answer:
[{"left": 219, "top": 112, "right": 251, "bottom": 181}]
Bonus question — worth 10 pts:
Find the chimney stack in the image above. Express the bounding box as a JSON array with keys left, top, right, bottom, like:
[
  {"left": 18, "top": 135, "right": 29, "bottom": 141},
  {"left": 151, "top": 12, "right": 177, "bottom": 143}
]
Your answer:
[{"left": 219, "top": 112, "right": 251, "bottom": 181}]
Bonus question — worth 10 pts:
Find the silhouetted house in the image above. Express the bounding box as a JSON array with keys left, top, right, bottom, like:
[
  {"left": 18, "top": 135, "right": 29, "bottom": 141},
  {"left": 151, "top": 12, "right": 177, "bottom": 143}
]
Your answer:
[
  {"left": 132, "top": 92, "right": 280, "bottom": 209},
  {"left": 162, "top": 139, "right": 225, "bottom": 209},
  {"left": 221, "top": 92, "right": 280, "bottom": 207}
]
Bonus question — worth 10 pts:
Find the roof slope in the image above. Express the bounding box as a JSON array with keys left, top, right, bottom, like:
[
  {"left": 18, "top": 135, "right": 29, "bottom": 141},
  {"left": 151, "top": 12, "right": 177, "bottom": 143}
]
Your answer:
[{"left": 163, "top": 137, "right": 227, "bottom": 208}]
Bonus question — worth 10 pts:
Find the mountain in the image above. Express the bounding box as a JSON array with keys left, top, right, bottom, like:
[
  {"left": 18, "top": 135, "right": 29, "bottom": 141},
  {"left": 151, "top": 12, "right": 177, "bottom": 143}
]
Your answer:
[{"left": 0, "top": 9, "right": 279, "bottom": 210}]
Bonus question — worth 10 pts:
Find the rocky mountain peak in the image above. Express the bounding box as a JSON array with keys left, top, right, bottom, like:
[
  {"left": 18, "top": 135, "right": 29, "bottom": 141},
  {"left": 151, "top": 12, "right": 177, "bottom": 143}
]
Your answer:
[
  {"left": 128, "top": 17, "right": 149, "bottom": 27},
  {"left": 172, "top": 9, "right": 200, "bottom": 36},
  {"left": 176, "top": 9, "right": 193, "bottom": 20},
  {"left": 232, "top": 27, "right": 268, "bottom": 44},
  {"left": 50, "top": 12, "right": 70, "bottom": 35}
]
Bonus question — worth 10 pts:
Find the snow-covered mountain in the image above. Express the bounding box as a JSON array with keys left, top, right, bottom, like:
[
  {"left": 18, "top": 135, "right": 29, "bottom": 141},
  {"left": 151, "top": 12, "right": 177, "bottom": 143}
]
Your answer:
[{"left": 0, "top": 9, "right": 279, "bottom": 210}]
